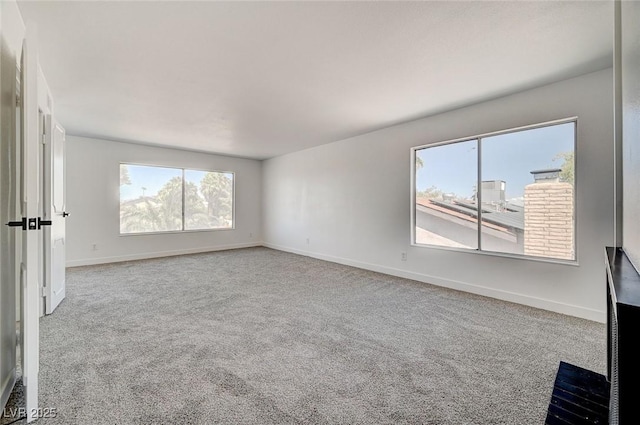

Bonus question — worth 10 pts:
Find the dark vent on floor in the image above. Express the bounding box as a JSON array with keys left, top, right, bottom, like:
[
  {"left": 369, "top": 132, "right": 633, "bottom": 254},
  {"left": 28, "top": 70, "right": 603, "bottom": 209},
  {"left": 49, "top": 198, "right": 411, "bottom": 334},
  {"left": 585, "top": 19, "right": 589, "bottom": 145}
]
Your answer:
[{"left": 545, "top": 361, "right": 610, "bottom": 425}]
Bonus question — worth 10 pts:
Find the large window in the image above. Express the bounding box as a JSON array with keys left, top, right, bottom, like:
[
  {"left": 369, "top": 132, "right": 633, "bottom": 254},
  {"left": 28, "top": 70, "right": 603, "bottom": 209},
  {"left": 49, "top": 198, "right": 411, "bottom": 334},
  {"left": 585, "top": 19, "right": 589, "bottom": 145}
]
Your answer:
[
  {"left": 413, "top": 120, "right": 576, "bottom": 261},
  {"left": 120, "top": 164, "right": 234, "bottom": 234}
]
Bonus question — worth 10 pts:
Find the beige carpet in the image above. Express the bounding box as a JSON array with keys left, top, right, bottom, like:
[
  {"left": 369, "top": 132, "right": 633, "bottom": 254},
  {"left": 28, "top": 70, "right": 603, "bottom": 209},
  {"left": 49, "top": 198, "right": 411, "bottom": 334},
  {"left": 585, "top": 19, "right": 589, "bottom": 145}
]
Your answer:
[{"left": 3, "top": 247, "right": 605, "bottom": 424}]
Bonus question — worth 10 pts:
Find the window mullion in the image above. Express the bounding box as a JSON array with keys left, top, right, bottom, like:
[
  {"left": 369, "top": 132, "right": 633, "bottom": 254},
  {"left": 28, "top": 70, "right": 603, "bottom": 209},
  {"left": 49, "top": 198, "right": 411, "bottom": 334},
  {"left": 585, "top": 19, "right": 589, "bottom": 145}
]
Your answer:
[
  {"left": 477, "top": 138, "right": 482, "bottom": 252},
  {"left": 181, "top": 169, "right": 185, "bottom": 231}
]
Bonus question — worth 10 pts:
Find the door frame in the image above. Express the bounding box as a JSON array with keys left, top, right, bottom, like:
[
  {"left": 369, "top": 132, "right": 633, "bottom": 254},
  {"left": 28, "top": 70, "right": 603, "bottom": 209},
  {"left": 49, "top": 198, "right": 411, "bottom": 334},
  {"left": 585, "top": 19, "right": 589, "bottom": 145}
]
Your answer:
[{"left": 0, "top": 5, "right": 18, "bottom": 412}]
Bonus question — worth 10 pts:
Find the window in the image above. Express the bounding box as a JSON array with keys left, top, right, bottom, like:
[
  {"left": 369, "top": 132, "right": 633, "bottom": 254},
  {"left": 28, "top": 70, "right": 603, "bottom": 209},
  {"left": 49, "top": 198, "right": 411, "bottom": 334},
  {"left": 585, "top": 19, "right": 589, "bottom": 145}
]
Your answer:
[
  {"left": 119, "top": 164, "right": 234, "bottom": 234},
  {"left": 413, "top": 120, "right": 576, "bottom": 261}
]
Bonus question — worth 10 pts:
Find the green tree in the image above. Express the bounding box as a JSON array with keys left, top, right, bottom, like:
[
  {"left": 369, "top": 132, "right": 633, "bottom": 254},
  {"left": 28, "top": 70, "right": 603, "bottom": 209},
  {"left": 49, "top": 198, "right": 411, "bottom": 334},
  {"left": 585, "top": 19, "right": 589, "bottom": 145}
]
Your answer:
[
  {"left": 554, "top": 151, "right": 574, "bottom": 184},
  {"left": 120, "top": 197, "right": 162, "bottom": 233},
  {"left": 156, "top": 177, "right": 183, "bottom": 230},
  {"left": 121, "top": 177, "right": 198, "bottom": 232},
  {"left": 200, "top": 172, "right": 233, "bottom": 227},
  {"left": 416, "top": 185, "right": 444, "bottom": 200},
  {"left": 184, "top": 180, "right": 208, "bottom": 229},
  {"left": 121, "top": 179, "right": 181, "bottom": 233},
  {"left": 120, "top": 173, "right": 235, "bottom": 232},
  {"left": 416, "top": 155, "right": 424, "bottom": 169}
]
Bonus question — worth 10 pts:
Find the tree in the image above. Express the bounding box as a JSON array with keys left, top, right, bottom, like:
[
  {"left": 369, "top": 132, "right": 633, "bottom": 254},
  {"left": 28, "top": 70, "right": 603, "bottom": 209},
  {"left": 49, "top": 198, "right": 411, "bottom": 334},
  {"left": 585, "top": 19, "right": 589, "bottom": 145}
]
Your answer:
[
  {"left": 120, "top": 178, "right": 182, "bottom": 233},
  {"left": 120, "top": 197, "right": 163, "bottom": 233},
  {"left": 554, "top": 151, "right": 574, "bottom": 184},
  {"left": 416, "top": 185, "right": 444, "bottom": 200},
  {"left": 120, "top": 165, "right": 131, "bottom": 186},
  {"left": 416, "top": 156, "right": 424, "bottom": 169},
  {"left": 120, "top": 172, "right": 234, "bottom": 232},
  {"left": 200, "top": 172, "right": 233, "bottom": 227},
  {"left": 155, "top": 177, "right": 187, "bottom": 231},
  {"left": 121, "top": 177, "right": 199, "bottom": 232},
  {"left": 184, "top": 180, "right": 208, "bottom": 229}
]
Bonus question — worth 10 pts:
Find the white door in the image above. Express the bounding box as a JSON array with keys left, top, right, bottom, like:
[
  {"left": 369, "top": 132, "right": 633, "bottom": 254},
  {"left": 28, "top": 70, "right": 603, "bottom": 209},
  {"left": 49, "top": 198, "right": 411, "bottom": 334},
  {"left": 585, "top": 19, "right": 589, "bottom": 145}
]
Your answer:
[
  {"left": 4, "top": 23, "right": 40, "bottom": 424},
  {"left": 20, "top": 24, "right": 40, "bottom": 423},
  {"left": 44, "top": 116, "right": 65, "bottom": 314},
  {"left": 0, "top": 5, "right": 18, "bottom": 412}
]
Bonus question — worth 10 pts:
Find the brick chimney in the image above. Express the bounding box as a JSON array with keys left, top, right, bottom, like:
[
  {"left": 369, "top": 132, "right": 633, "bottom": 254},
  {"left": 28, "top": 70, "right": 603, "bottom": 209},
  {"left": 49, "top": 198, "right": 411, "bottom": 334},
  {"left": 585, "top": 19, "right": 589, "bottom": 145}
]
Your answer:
[{"left": 524, "top": 169, "right": 574, "bottom": 260}]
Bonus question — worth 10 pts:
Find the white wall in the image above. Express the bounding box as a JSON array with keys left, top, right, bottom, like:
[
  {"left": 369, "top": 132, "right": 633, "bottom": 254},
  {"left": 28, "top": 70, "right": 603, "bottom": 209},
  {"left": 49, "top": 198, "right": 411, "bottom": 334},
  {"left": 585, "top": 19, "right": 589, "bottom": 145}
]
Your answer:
[
  {"left": 621, "top": 1, "right": 640, "bottom": 270},
  {"left": 263, "top": 69, "right": 614, "bottom": 322},
  {"left": 66, "top": 136, "right": 262, "bottom": 266},
  {"left": 1, "top": 0, "right": 23, "bottom": 60}
]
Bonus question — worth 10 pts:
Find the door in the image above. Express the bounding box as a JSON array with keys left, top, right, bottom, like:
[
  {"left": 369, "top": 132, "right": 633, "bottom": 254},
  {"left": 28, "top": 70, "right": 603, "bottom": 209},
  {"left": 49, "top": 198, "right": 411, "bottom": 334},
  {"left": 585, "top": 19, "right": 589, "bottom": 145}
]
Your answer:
[
  {"left": 19, "top": 24, "right": 40, "bottom": 423},
  {"left": 3, "top": 23, "right": 40, "bottom": 423},
  {"left": 44, "top": 116, "right": 65, "bottom": 314}
]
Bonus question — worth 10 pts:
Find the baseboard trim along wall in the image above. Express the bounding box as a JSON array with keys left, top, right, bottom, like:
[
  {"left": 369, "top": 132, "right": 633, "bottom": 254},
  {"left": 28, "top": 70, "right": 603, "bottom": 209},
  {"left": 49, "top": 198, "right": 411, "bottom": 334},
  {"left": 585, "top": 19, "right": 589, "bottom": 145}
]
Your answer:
[
  {"left": 263, "top": 243, "right": 606, "bottom": 323},
  {"left": 66, "top": 241, "right": 605, "bottom": 322},
  {"left": 66, "top": 242, "right": 263, "bottom": 268}
]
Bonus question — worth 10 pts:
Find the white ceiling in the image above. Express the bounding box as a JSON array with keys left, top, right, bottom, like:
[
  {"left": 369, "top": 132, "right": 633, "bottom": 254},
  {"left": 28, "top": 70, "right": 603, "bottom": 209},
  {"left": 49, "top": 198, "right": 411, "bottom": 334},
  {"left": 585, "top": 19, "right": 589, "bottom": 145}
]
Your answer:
[{"left": 17, "top": 1, "right": 613, "bottom": 160}]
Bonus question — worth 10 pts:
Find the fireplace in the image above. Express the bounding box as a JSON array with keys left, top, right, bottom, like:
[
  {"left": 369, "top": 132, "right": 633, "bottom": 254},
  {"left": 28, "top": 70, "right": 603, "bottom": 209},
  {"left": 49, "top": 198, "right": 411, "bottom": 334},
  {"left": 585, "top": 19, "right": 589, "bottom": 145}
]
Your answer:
[
  {"left": 605, "top": 247, "right": 640, "bottom": 424},
  {"left": 545, "top": 247, "right": 640, "bottom": 424}
]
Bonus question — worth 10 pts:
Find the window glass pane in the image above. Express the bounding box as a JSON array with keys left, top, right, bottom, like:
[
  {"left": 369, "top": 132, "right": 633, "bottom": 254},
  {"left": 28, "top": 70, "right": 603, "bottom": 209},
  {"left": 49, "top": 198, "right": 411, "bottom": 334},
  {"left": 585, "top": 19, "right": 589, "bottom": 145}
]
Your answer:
[
  {"left": 119, "top": 164, "right": 183, "bottom": 233},
  {"left": 415, "top": 140, "right": 478, "bottom": 249},
  {"left": 480, "top": 122, "right": 575, "bottom": 260},
  {"left": 184, "top": 170, "right": 234, "bottom": 230}
]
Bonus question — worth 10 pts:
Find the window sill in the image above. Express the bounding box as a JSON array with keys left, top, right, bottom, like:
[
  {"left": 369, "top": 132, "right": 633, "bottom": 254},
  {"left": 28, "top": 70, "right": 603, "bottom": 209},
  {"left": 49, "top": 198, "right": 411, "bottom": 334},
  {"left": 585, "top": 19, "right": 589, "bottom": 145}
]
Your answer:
[
  {"left": 119, "top": 227, "right": 235, "bottom": 237},
  {"left": 410, "top": 242, "right": 579, "bottom": 267}
]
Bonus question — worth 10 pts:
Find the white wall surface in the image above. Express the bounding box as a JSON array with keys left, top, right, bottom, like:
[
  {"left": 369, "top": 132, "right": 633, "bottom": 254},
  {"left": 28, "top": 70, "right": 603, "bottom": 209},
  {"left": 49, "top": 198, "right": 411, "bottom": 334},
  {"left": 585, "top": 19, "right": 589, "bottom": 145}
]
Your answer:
[
  {"left": 66, "top": 136, "right": 262, "bottom": 266},
  {"left": 263, "top": 69, "right": 614, "bottom": 322},
  {"left": 2, "top": 0, "right": 23, "bottom": 59},
  {"left": 621, "top": 1, "right": 640, "bottom": 271}
]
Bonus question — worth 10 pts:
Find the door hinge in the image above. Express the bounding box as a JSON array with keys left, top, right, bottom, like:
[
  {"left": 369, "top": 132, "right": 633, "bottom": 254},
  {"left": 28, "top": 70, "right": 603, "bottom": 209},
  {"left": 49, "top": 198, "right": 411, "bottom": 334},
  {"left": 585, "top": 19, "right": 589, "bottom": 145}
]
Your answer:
[{"left": 41, "top": 287, "right": 47, "bottom": 297}]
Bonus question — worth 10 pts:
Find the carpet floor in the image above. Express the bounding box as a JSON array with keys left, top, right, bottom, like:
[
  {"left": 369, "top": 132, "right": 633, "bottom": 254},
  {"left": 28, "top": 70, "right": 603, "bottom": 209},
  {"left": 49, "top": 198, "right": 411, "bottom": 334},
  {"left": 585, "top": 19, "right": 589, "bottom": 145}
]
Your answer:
[{"left": 5, "top": 247, "right": 606, "bottom": 424}]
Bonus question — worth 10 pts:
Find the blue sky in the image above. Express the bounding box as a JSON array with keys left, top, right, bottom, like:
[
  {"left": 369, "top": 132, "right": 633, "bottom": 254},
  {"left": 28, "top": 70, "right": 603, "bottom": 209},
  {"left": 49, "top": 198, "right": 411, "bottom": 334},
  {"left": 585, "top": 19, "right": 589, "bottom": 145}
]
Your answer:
[
  {"left": 121, "top": 165, "right": 180, "bottom": 201},
  {"left": 120, "top": 165, "right": 232, "bottom": 201},
  {"left": 416, "top": 122, "right": 574, "bottom": 199}
]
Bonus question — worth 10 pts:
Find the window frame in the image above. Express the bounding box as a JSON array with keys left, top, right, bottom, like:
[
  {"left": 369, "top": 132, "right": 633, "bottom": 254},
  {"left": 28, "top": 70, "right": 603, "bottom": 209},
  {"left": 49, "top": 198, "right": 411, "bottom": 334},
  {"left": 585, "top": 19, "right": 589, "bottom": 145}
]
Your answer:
[
  {"left": 119, "top": 162, "right": 236, "bottom": 236},
  {"left": 410, "top": 117, "right": 578, "bottom": 265}
]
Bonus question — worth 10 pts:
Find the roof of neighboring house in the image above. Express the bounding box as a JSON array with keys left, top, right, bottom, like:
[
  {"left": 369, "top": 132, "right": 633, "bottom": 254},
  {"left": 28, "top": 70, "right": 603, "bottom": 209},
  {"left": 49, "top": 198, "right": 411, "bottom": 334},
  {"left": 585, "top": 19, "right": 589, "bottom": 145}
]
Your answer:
[
  {"left": 120, "top": 196, "right": 156, "bottom": 207},
  {"left": 483, "top": 211, "right": 525, "bottom": 230},
  {"left": 419, "top": 198, "right": 524, "bottom": 231}
]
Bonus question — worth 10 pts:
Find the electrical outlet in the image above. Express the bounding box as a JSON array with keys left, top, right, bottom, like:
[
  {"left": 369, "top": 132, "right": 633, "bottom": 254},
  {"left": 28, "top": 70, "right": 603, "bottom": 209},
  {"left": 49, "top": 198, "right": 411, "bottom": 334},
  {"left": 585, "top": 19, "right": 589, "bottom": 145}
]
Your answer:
[
  {"left": 92, "top": 243, "right": 98, "bottom": 251},
  {"left": 249, "top": 232, "right": 253, "bottom": 238},
  {"left": 401, "top": 252, "right": 407, "bottom": 261},
  {"left": 306, "top": 238, "right": 310, "bottom": 245}
]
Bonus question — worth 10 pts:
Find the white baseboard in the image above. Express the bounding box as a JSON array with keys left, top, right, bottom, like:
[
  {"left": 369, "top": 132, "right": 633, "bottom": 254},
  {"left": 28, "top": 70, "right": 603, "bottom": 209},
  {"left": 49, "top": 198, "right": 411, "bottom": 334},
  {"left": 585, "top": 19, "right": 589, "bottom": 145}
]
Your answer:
[
  {"left": 263, "top": 243, "right": 606, "bottom": 323},
  {"left": 66, "top": 242, "right": 263, "bottom": 267},
  {"left": 67, "top": 241, "right": 606, "bottom": 322}
]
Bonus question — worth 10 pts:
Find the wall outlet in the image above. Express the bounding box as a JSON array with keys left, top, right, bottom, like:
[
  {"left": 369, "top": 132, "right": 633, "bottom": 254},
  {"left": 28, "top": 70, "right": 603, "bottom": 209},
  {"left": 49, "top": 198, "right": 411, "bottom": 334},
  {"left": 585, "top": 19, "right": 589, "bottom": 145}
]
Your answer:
[
  {"left": 249, "top": 232, "right": 253, "bottom": 239},
  {"left": 306, "top": 238, "right": 310, "bottom": 245},
  {"left": 92, "top": 243, "right": 98, "bottom": 251},
  {"left": 401, "top": 252, "right": 407, "bottom": 261}
]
